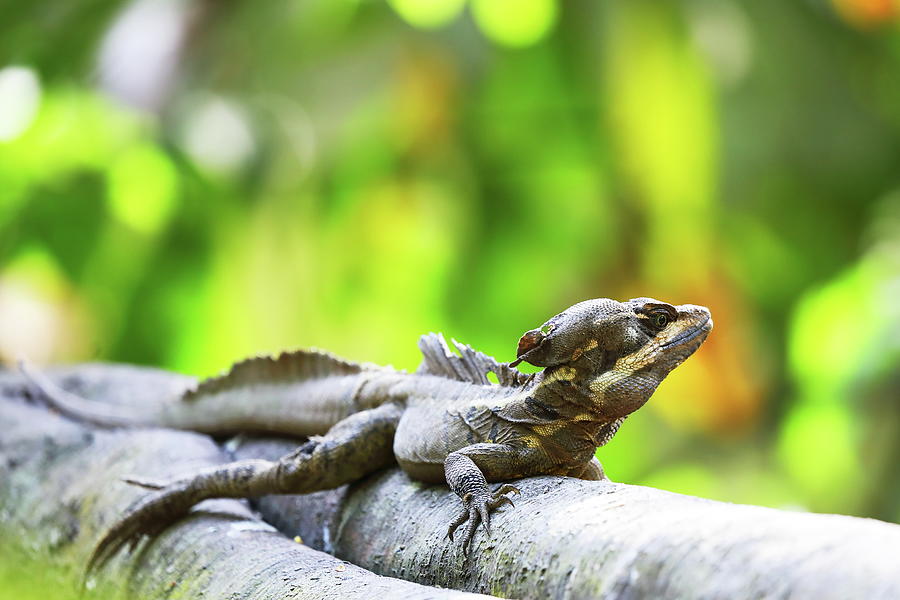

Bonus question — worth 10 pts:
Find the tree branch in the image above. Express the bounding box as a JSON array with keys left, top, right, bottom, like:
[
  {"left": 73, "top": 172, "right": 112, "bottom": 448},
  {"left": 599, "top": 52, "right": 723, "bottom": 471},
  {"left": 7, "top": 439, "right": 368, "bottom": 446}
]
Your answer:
[
  {"left": 238, "top": 438, "right": 900, "bottom": 599},
  {"left": 0, "top": 365, "right": 490, "bottom": 600},
  {"left": 4, "top": 364, "right": 900, "bottom": 599}
]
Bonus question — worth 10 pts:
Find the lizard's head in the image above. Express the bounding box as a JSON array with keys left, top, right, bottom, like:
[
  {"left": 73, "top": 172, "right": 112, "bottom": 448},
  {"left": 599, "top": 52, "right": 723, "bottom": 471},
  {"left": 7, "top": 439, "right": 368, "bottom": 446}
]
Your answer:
[{"left": 512, "top": 298, "right": 712, "bottom": 418}]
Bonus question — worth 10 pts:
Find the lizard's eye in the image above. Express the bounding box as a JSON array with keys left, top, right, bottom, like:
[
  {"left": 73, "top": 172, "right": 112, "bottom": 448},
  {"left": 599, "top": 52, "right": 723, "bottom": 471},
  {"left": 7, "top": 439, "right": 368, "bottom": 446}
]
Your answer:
[
  {"left": 540, "top": 323, "right": 554, "bottom": 335},
  {"left": 652, "top": 313, "right": 669, "bottom": 329}
]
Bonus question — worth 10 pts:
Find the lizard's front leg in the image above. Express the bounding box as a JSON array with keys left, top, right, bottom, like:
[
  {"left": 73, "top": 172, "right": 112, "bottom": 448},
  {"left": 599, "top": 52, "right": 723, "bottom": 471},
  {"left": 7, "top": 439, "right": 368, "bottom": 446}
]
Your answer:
[
  {"left": 576, "top": 456, "right": 607, "bottom": 481},
  {"left": 89, "top": 402, "right": 403, "bottom": 573},
  {"left": 444, "top": 443, "right": 541, "bottom": 554}
]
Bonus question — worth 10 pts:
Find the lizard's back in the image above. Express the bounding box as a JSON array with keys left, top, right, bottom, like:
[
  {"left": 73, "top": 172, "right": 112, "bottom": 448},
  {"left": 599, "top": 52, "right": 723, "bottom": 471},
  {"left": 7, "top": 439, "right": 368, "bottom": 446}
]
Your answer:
[
  {"left": 393, "top": 376, "right": 525, "bottom": 482},
  {"left": 21, "top": 333, "right": 525, "bottom": 441}
]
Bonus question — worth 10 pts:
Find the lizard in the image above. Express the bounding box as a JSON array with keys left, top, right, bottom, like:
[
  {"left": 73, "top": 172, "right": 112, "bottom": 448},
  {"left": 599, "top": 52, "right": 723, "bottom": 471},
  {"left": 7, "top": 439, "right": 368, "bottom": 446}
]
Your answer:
[{"left": 20, "top": 297, "right": 712, "bottom": 573}]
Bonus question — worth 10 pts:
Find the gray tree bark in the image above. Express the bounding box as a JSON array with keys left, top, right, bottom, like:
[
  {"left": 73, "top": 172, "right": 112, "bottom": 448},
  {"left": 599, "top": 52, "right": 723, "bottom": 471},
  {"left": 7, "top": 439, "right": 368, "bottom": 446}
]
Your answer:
[
  {"left": 3, "top": 364, "right": 900, "bottom": 600},
  {"left": 0, "top": 365, "right": 490, "bottom": 600}
]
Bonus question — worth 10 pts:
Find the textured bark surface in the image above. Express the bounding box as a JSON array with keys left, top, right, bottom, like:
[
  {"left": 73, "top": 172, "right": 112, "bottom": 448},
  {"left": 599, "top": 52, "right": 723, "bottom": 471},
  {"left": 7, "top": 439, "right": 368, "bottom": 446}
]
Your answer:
[
  {"left": 240, "top": 440, "right": 900, "bottom": 599},
  {"left": 3, "top": 364, "right": 900, "bottom": 600},
  {"left": 0, "top": 365, "right": 490, "bottom": 600}
]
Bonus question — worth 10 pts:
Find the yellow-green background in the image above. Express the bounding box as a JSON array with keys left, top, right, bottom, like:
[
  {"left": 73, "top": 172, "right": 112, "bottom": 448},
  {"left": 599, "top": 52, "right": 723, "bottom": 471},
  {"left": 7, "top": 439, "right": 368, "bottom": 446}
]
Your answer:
[{"left": 1, "top": 0, "right": 899, "bottom": 561}]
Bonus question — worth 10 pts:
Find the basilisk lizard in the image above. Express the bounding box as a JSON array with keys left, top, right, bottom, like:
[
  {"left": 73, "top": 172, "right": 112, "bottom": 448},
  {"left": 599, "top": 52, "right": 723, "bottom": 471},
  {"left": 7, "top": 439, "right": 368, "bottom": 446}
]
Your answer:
[{"left": 21, "top": 297, "right": 712, "bottom": 572}]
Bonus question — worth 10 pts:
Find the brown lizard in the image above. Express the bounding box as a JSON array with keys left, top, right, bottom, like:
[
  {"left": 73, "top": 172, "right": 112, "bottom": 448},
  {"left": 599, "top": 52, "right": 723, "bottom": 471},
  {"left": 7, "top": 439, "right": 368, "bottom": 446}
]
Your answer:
[{"left": 21, "top": 297, "right": 712, "bottom": 572}]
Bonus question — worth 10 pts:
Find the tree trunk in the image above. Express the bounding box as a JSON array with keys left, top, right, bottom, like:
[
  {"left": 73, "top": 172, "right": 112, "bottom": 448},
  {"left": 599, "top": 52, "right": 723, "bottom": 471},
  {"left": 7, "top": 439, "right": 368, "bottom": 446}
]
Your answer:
[
  {"left": 238, "top": 439, "right": 900, "bottom": 599},
  {"left": 3, "top": 364, "right": 900, "bottom": 599},
  {"left": 0, "top": 365, "right": 490, "bottom": 600}
]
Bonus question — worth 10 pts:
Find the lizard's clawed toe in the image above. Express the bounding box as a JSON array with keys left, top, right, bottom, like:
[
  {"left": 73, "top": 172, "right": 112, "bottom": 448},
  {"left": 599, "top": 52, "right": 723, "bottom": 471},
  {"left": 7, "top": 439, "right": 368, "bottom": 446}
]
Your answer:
[
  {"left": 446, "top": 485, "right": 519, "bottom": 554},
  {"left": 490, "top": 484, "right": 519, "bottom": 509},
  {"left": 489, "top": 495, "right": 514, "bottom": 510},
  {"left": 122, "top": 475, "right": 168, "bottom": 490},
  {"left": 446, "top": 503, "right": 470, "bottom": 541},
  {"left": 493, "top": 483, "right": 520, "bottom": 497}
]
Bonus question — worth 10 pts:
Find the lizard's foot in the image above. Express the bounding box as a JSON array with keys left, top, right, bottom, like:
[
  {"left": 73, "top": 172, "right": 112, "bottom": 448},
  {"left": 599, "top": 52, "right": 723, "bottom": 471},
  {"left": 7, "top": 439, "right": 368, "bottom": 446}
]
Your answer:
[
  {"left": 89, "top": 459, "right": 277, "bottom": 573},
  {"left": 446, "top": 484, "right": 520, "bottom": 554},
  {"left": 88, "top": 478, "right": 198, "bottom": 573}
]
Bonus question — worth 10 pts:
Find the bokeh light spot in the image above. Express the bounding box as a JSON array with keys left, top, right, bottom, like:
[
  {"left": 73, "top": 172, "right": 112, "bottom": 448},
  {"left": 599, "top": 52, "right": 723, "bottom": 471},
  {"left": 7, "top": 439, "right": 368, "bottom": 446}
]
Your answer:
[
  {"left": 779, "top": 403, "right": 860, "bottom": 502},
  {"left": 388, "top": 0, "right": 466, "bottom": 29},
  {"left": 182, "top": 96, "right": 256, "bottom": 174},
  {"left": 0, "top": 246, "right": 86, "bottom": 364},
  {"left": 107, "top": 145, "right": 178, "bottom": 234},
  {"left": 687, "top": 0, "right": 753, "bottom": 88},
  {"left": 788, "top": 259, "right": 881, "bottom": 400},
  {"left": 98, "top": 0, "right": 188, "bottom": 110},
  {"left": 471, "top": 0, "right": 557, "bottom": 47},
  {"left": 832, "top": 0, "right": 899, "bottom": 27},
  {"left": 0, "top": 66, "right": 41, "bottom": 142}
]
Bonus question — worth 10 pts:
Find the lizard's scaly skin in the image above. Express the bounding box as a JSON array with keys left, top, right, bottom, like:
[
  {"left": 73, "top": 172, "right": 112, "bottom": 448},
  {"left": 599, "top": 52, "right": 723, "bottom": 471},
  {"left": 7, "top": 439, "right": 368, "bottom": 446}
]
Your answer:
[{"left": 22, "top": 297, "right": 712, "bottom": 570}]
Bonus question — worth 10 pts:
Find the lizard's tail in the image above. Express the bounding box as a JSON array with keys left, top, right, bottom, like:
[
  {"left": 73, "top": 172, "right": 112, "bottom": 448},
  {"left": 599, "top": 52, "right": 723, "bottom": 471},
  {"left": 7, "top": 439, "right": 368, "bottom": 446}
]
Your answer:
[
  {"left": 19, "top": 350, "right": 402, "bottom": 436},
  {"left": 18, "top": 360, "right": 153, "bottom": 428}
]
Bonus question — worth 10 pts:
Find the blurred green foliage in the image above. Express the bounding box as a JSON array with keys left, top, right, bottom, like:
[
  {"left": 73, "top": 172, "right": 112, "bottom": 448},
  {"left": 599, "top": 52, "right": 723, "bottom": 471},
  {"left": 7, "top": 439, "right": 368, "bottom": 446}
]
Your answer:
[{"left": 1, "top": 0, "right": 899, "bottom": 560}]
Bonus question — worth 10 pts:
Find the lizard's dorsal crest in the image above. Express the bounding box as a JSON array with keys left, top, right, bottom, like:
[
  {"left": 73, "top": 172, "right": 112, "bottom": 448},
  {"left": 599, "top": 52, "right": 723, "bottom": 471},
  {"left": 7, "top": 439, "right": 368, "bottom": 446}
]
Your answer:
[
  {"left": 183, "top": 349, "right": 374, "bottom": 401},
  {"left": 416, "top": 333, "right": 531, "bottom": 387}
]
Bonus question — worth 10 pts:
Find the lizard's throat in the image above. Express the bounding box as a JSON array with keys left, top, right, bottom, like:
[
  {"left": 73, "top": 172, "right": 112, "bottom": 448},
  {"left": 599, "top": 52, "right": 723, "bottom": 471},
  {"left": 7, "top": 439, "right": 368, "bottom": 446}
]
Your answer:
[{"left": 530, "top": 360, "right": 660, "bottom": 420}]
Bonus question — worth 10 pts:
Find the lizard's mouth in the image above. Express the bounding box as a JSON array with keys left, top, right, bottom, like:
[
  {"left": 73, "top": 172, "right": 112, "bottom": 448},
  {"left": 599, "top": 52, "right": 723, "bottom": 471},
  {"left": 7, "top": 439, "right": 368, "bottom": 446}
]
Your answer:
[{"left": 661, "top": 314, "right": 712, "bottom": 350}]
